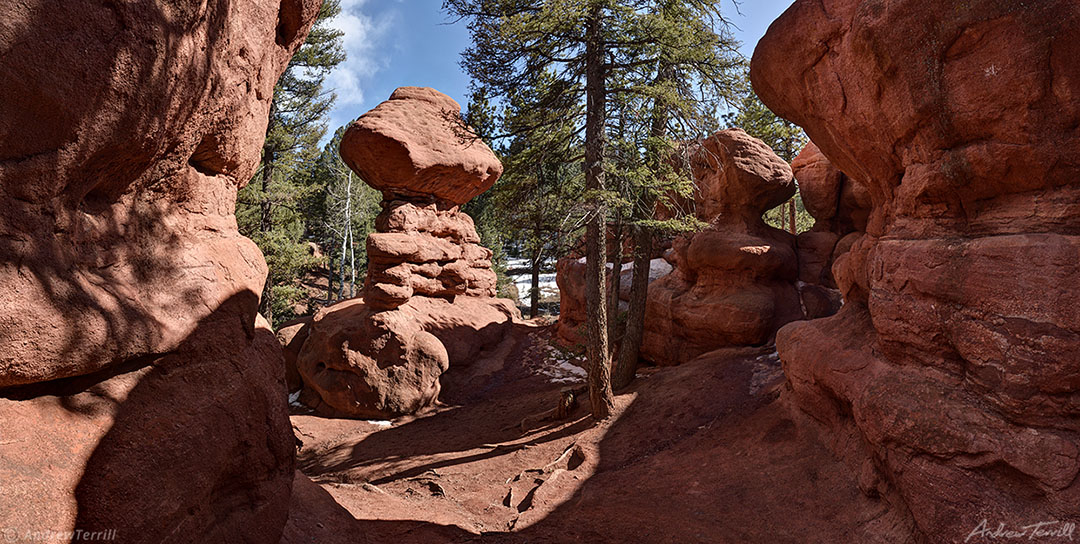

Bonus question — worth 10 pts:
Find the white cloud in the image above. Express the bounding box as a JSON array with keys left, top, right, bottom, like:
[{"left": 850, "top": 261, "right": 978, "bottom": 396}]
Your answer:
[{"left": 326, "top": 2, "right": 395, "bottom": 114}]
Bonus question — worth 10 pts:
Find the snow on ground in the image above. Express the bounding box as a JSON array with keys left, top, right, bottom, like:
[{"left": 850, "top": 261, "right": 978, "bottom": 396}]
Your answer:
[
  {"left": 506, "top": 257, "right": 559, "bottom": 306},
  {"left": 522, "top": 331, "right": 587, "bottom": 384}
]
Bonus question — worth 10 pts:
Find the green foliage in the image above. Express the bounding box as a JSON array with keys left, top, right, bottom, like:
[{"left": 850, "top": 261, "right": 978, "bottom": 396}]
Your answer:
[
  {"left": 445, "top": 0, "right": 745, "bottom": 242},
  {"left": 462, "top": 87, "right": 517, "bottom": 299},
  {"left": 762, "top": 194, "right": 814, "bottom": 234},
  {"left": 238, "top": 0, "right": 345, "bottom": 326}
]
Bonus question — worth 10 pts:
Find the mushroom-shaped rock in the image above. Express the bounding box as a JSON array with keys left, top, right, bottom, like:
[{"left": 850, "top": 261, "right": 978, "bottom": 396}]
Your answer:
[
  {"left": 339, "top": 87, "right": 503, "bottom": 205},
  {"left": 557, "top": 129, "right": 806, "bottom": 365},
  {"left": 693, "top": 128, "right": 796, "bottom": 222}
]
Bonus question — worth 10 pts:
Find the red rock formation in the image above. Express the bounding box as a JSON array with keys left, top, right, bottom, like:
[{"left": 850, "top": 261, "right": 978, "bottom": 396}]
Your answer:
[
  {"left": 791, "top": 142, "right": 871, "bottom": 290},
  {"left": 555, "top": 255, "right": 673, "bottom": 348},
  {"left": 0, "top": 0, "right": 318, "bottom": 541},
  {"left": 753, "top": 0, "right": 1080, "bottom": 539},
  {"left": 277, "top": 316, "right": 313, "bottom": 394},
  {"left": 296, "top": 87, "right": 516, "bottom": 419},
  {"left": 555, "top": 129, "right": 806, "bottom": 362},
  {"left": 340, "top": 87, "right": 503, "bottom": 206},
  {"left": 364, "top": 200, "right": 497, "bottom": 310},
  {"left": 639, "top": 129, "right": 803, "bottom": 366}
]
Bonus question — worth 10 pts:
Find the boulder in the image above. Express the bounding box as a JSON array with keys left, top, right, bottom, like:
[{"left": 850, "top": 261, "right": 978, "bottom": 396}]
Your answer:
[
  {"left": 277, "top": 316, "right": 313, "bottom": 393},
  {"left": 339, "top": 87, "right": 503, "bottom": 206},
  {"left": 791, "top": 142, "right": 871, "bottom": 292},
  {"left": 753, "top": 0, "right": 1080, "bottom": 539},
  {"left": 0, "top": 0, "right": 318, "bottom": 539},
  {"left": 297, "top": 296, "right": 516, "bottom": 419},
  {"left": 692, "top": 129, "right": 797, "bottom": 222},
  {"left": 791, "top": 142, "right": 869, "bottom": 233}
]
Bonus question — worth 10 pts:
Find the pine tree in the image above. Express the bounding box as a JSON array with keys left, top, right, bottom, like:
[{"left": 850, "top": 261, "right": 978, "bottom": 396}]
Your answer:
[
  {"left": 492, "top": 73, "right": 585, "bottom": 318},
  {"left": 446, "top": 0, "right": 742, "bottom": 416},
  {"left": 238, "top": 0, "right": 345, "bottom": 326}
]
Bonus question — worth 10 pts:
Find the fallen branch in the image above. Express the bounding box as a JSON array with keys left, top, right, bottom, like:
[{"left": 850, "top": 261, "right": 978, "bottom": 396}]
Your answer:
[{"left": 517, "top": 385, "right": 587, "bottom": 433}]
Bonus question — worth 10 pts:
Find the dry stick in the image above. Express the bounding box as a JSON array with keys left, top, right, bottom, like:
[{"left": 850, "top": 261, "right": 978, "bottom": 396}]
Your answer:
[{"left": 516, "top": 385, "right": 587, "bottom": 433}]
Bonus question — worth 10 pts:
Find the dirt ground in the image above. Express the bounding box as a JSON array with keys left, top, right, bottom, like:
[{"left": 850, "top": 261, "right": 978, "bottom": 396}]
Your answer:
[{"left": 281, "top": 322, "right": 904, "bottom": 543}]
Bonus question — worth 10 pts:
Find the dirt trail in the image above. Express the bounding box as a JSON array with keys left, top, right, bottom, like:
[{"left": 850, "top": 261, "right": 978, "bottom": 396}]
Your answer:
[{"left": 282, "top": 322, "right": 901, "bottom": 543}]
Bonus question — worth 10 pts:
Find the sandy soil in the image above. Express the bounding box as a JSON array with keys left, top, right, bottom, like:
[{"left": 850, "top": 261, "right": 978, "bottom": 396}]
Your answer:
[{"left": 281, "top": 322, "right": 904, "bottom": 543}]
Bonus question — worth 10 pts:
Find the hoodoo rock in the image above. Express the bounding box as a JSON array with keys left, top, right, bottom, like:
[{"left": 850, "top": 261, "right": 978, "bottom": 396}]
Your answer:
[
  {"left": 556, "top": 129, "right": 808, "bottom": 363},
  {"left": 295, "top": 87, "right": 517, "bottom": 419},
  {"left": 640, "top": 129, "right": 803, "bottom": 365},
  {"left": 753, "top": 0, "right": 1080, "bottom": 540},
  {"left": 0, "top": 0, "right": 319, "bottom": 542}
]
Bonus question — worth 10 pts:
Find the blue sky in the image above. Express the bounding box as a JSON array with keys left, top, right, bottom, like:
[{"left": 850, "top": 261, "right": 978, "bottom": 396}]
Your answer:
[{"left": 325, "top": 0, "right": 796, "bottom": 134}]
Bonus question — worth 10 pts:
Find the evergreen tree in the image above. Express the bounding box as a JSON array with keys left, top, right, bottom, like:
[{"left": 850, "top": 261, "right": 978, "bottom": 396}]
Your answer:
[
  {"left": 462, "top": 87, "right": 517, "bottom": 300},
  {"left": 446, "top": 0, "right": 742, "bottom": 417},
  {"left": 238, "top": 0, "right": 346, "bottom": 326},
  {"left": 493, "top": 72, "right": 585, "bottom": 318}
]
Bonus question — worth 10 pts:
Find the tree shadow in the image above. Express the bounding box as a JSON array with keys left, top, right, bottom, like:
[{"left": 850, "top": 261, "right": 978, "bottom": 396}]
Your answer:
[
  {"left": 0, "top": 0, "right": 319, "bottom": 541},
  {"left": 0, "top": 0, "right": 239, "bottom": 388}
]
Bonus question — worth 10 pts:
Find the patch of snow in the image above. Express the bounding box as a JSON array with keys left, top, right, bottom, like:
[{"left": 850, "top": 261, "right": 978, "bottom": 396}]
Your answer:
[
  {"left": 750, "top": 350, "right": 783, "bottom": 395},
  {"left": 288, "top": 390, "right": 302, "bottom": 407},
  {"left": 532, "top": 344, "right": 587, "bottom": 384},
  {"left": 365, "top": 420, "right": 393, "bottom": 428},
  {"left": 506, "top": 257, "right": 559, "bottom": 305}
]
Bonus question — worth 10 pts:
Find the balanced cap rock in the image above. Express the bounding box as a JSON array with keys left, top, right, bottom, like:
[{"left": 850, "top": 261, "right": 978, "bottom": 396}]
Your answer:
[{"left": 340, "top": 86, "right": 503, "bottom": 205}]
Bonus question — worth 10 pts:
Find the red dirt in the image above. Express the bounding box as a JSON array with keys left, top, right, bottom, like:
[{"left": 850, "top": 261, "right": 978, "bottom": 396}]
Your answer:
[{"left": 282, "top": 322, "right": 904, "bottom": 543}]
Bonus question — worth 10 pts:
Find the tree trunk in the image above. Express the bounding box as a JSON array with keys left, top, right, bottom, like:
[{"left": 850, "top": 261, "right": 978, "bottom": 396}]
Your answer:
[
  {"left": 789, "top": 198, "right": 797, "bottom": 234},
  {"left": 614, "top": 225, "right": 651, "bottom": 390},
  {"left": 606, "top": 219, "right": 623, "bottom": 358},
  {"left": 348, "top": 223, "right": 357, "bottom": 298},
  {"left": 327, "top": 232, "right": 335, "bottom": 302},
  {"left": 338, "top": 172, "right": 352, "bottom": 299},
  {"left": 615, "top": 39, "right": 671, "bottom": 390},
  {"left": 584, "top": 2, "right": 614, "bottom": 420},
  {"left": 263, "top": 271, "right": 274, "bottom": 326},
  {"left": 259, "top": 143, "right": 274, "bottom": 322},
  {"left": 529, "top": 251, "right": 541, "bottom": 318}
]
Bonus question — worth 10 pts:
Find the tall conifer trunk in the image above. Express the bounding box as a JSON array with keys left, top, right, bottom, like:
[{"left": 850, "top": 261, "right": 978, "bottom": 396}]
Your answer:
[
  {"left": 584, "top": 1, "right": 614, "bottom": 420},
  {"left": 615, "top": 21, "right": 673, "bottom": 390}
]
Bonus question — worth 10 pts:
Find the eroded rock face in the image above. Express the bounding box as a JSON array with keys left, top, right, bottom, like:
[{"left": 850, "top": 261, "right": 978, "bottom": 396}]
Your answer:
[
  {"left": 788, "top": 141, "right": 870, "bottom": 317},
  {"left": 753, "top": 0, "right": 1080, "bottom": 539},
  {"left": 297, "top": 296, "right": 517, "bottom": 418},
  {"left": 639, "top": 130, "right": 801, "bottom": 365},
  {"left": 0, "top": 0, "right": 319, "bottom": 541},
  {"left": 365, "top": 200, "right": 497, "bottom": 310},
  {"left": 277, "top": 316, "right": 313, "bottom": 394},
  {"left": 296, "top": 87, "right": 516, "bottom": 419}
]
